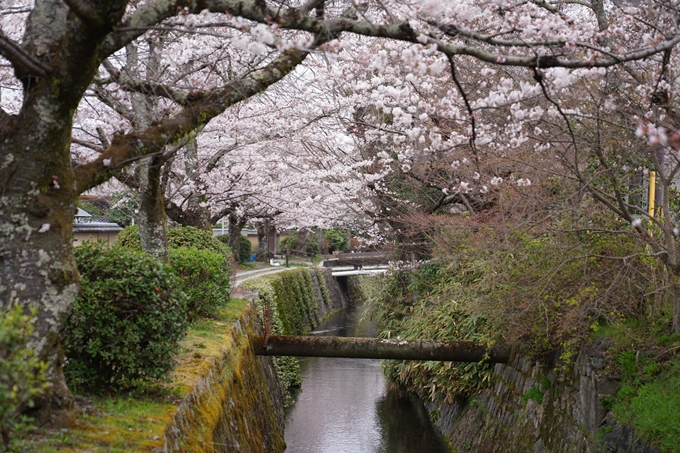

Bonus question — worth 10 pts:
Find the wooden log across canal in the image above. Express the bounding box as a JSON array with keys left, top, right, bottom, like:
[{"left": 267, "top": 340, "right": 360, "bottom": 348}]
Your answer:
[{"left": 253, "top": 335, "right": 513, "bottom": 363}]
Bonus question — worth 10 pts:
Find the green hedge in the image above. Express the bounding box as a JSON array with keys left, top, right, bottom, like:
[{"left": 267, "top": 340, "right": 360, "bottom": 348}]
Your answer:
[
  {"left": 215, "top": 234, "right": 252, "bottom": 262},
  {"left": 62, "top": 242, "right": 188, "bottom": 391},
  {"left": 240, "top": 268, "right": 328, "bottom": 406},
  {"left": 115, "top": 225, "right": 231, "bottom": 259},
  {"left": 0, "top": 305, "right": 48, "bottom": 448},
  {"left": 277, "top": 233, "right": 319, "bottom": 256},
  {"left": 168, "top": 247, "right": 231, "bottom": 319}
]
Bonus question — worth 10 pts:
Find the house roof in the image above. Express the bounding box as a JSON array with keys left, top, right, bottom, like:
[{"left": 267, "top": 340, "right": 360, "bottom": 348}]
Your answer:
[{"left": 73, "top": 222, "right": 123, "bottom": 233}]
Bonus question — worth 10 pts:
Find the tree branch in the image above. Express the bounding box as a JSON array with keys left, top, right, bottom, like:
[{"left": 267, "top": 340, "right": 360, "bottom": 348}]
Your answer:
[
  {"left": 0, "top": 30, "right": 50, "bottom": 77},
  {"left": 74, "top": 46, "right": 314, "bottom": 194},
  {"left": 62, "top": 0, "right": 103, "bottom": 28},
  {"left": 99, "top": 0, "right": 680, "bottom": 71},
  {"left": 102, "top": 58, "right": 190, "bottom": 106}
]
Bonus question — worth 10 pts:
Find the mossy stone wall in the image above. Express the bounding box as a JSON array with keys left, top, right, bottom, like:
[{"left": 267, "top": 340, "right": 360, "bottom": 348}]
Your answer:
[
  {"left": 163, "top": 306, "right": 285, "bottom": 453},
  {"left": 425, "top": 341, "right": 660, "bottom": 453},
  {"left": 163, "top": 268, "right": 356, "bottom": 453}
]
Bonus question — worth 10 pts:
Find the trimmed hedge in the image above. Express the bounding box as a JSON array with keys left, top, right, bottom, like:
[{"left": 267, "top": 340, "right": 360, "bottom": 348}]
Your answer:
[
  {"left": 115, "top": 225, "right": 231, "bottom": 259},
  {"left": 62, "top": 242, "right": 188, "bottom": 391},
  {"left": 168, "top": 247, "right": 231, "bottom": 319}
]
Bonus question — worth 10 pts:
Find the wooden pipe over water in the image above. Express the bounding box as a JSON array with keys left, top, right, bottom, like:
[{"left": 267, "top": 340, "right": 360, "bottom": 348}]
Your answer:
[{"left": 253, "top": 335, "right": 512, "bottom": 363}]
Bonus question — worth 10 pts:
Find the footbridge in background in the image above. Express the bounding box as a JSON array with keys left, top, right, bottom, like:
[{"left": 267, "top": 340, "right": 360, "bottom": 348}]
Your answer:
[{"left": 324, "top": 251, "right": 391, "bottom": 276}]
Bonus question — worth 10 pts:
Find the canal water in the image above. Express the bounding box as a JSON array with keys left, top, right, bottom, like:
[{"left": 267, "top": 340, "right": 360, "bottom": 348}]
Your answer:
[{"left": 283, "top": 305, "right": 450, "bottom": 453}]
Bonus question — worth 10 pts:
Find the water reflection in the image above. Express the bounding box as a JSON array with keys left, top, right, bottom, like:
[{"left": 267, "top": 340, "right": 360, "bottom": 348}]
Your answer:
[{"left": 283, "top": 307, "right": 449, "bottom": 453}]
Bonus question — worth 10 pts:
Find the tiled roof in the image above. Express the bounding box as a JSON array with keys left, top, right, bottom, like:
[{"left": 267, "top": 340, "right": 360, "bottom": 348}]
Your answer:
[{"left": 73, "top": 222, "right": 123, "bottom": 233}]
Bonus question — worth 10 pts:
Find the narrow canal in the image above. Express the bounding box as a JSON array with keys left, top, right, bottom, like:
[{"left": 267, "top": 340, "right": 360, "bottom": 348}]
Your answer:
[{"left": 283, "top": 303, "right": 450, "bottom": 453}]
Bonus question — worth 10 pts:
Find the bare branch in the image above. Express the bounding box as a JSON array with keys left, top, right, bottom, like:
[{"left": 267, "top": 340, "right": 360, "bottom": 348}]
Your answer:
[
  {"left": 0, "top": 30, "right": 50, "bottom": 77},
  {"left": 102, "top": 58, "right": 190, "bottom": 106}
]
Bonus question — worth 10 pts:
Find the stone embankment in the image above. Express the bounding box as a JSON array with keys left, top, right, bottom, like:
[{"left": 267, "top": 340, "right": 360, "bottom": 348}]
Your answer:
[
  {"left": 163, "top": 267, "right": 354, "bottom": 453},
  {"left": 426, "top": 340, "right": 660, "bottom": 453}
]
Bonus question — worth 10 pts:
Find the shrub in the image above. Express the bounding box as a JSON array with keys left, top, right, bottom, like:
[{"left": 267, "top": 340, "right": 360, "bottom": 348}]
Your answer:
[
  {"left": 215, "top": 233, "right": 252, "bottom": 262},
  {"left": 277, "top": 235, "right": 296, "bottom": 254},
  {"left": 62, "top": 242, "right": 188, "bottom": 391},
  {"left": 277, "top": 232, "right": 319, "bottom": 256},
  {"left": 115, "top": 225, "right": 231, "bottom": 259},
  {"left": 324, "top": 229, "right": 349, "bottom": 253},
  {"left": 168, "top": 247, "right": 231, "bottom": 318},
  {"left": 0, "top": 305, "right": 48, "bottom": 450},
  {"left": 113, "top": 224, "right": 142, "bottom": 249},
  {"left": 239, "top": 235, "right": 252, "bottom": 262}
]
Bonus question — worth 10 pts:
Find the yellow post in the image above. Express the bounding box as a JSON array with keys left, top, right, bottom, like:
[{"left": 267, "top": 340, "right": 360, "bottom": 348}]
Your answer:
[{"left": 648, "top": 170, "right": 656, "bottom": 217}]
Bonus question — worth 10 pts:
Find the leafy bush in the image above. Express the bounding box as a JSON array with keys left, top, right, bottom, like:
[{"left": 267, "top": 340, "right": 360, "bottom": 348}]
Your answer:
[
  {"left": 113, "top": 224, "right": 142, "bottom": 249},
  {"left": 215, "top": 233, "right": 252, "bottom": 262},
  {"left": 62, "top": 242, "right": 188, "bottom": 391},
  {"left": 324, "top": 229, "right": 349, "bottom": 253},
  {"left": 0, "top": 305, "right": 48, "bottom": 450},
  {"left": 277, "top": 235, "right": 296, "bottom": 254},
  {"left": 277, "top": 232, "right": 319, "bottom": 256},
  {"left": 115, "top": 225, "right": 230, "bottom": 259},
  {"left": 168, "top": 247, "right": 231, "bottom": 319},
  {"left": 374, "top": 263, "right": 494, "bottom": 402},
  {"left": 239, "top": 235, "right": 252, "bottom": 262}
]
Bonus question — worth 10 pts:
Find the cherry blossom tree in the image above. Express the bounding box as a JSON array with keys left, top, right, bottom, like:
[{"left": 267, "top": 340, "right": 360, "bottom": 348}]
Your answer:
[{"left": 2, "top": 0, "right": 680, "bottom": 423}]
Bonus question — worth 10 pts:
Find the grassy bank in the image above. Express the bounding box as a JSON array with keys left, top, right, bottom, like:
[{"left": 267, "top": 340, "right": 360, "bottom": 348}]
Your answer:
[{"left": 15, "top": 299, "right": 249, "bottom": 453}]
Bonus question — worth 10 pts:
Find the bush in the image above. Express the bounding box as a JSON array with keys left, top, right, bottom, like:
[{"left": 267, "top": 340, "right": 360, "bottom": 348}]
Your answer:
[
  {"left": 113, "top": 224, "right": 142, "bottom": 249},
  {"left": 215, "top": 233, "right": 252, "bottom": 262},
  {"left": 0, "top": 305, "right": 48, "bottom": 450},
  {"left": 324, "top": 229, "right": 349, "bottom": 253},
  {"left": 168, "top": 247, "right": 231, "bottom": 318},
  {"left": 277, "top": 235, "right": 296, "bottom": 254},
  {"left": 115, "top": 225, "right": 231, "bottom": 259},
  {"left": 62, "top": 242, "right": 188, "bottom": 391},
  {"left": 239, "top": 235, "right": 252, "bottom": 262},
  {"left": 277, "top": 232, "right": 319, "bottom": 256}
]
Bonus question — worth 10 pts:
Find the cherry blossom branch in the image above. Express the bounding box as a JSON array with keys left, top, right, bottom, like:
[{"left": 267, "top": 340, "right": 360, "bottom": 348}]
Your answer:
[
  {"left": 74, "top": 46, "right": 314, "bottom": 194},
  {"left": 98, "top": 0, "right": 680, "bottom": 71},
  {"left": 0, "top": 30, "right": 50, "bottom": 77},
  {"left": 101, "top": 58, "right": 190, "bottom": 106},
  {"left": 447, "top": 55, "right": 477, "bottom": 162}
]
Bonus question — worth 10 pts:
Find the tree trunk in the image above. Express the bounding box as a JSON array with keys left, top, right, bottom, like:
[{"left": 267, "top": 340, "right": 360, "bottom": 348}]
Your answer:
[
  {"left": 180, "top": 138, "right": 212, "bottom": 230},
  {"left": 254, "top": 335, "right": 512, "bottom": 363},
  {"left": 317, "top": 228, "right": 327, "bottom": 254},
  {"left": 127, "top": 42, "right": 169, "bottom": 260},
  {"left": 256, "top": 221, "right": 269, "bottom": 262},
  {"left": 228, "top": 214, "right": 246, "bottom": 263},
  {"left": 295, "top": 228, "right": 310, "bottom": 257},
  {"left": 0, "top": 0, "right": 127, "bottom": 424},
  {"left": 136, "top": 156, "right": 168, "bottom": 261}
]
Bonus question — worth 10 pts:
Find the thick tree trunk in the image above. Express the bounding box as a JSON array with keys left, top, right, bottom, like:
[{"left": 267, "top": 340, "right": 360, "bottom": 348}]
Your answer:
[
  {"left": 0, "top": 0, "right": 127, "bottom": 425},
  {"left": 136, "top": 157, "right": 168, "bottom": 261}
]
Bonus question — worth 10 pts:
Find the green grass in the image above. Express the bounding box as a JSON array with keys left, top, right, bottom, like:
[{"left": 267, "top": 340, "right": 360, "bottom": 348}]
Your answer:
[{"left": 14, "top": 397, "right": 175, "bottom": 452}]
